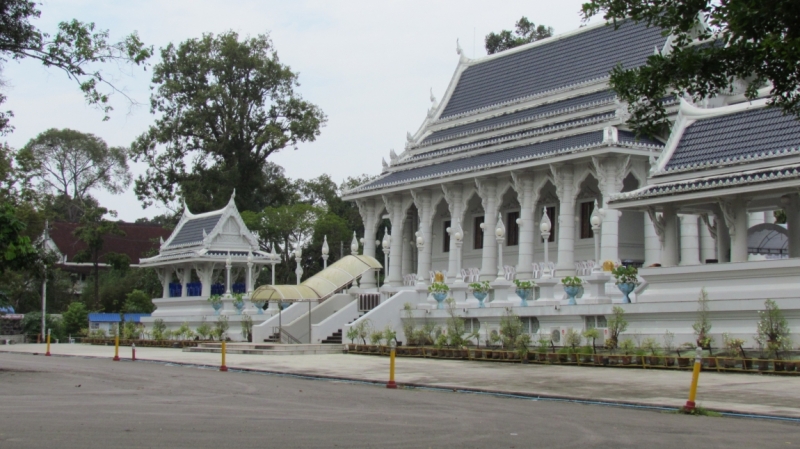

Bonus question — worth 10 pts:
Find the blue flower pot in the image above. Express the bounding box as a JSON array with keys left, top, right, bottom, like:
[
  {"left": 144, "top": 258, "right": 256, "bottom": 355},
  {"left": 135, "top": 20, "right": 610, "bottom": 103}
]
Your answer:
[
  {"left": 233, "top": 301, "right": 245, "bottom": 315},
  {"left": 211, "top": 301, "right": 223, "bottom": 315},
  {"left": 251, "top": 300, "right": 266, "bottom": 314},
  {"left": 473, "top": 291, "right": 488, "bottom": 308},
  {"left": 617, "top": 282, "right": 636, "bottom": 303},
  {"left": 515, "top": 288, "right": 532, "bottom": 307},
  {"left": 432, "top": 292, "right": 448, "bottom": 309},
  {"left": 564, "top": 285, "right": 581, "bottom": 305}
]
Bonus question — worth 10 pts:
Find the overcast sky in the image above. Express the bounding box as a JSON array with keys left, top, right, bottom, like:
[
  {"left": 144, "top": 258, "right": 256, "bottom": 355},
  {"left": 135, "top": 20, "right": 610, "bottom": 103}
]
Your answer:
[{"left": 4, "top": 0, "right": 595, "bottom": 221}]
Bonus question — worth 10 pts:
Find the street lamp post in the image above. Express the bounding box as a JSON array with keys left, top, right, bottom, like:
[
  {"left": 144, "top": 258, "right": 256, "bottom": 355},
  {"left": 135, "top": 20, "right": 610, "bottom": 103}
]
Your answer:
[
  {"left": 294, "top": 247, "right": 303, "bottom": 285},
  {"left": 540, "top": 206, "right": 552, "bottom": 279},
  {"left": 591, "top": 200, "right": 603, "bottom": 273},
  {"left": 495, "top": 212, "right": 506, "bottom": 281},
  {"left": 322, "top": 235, "right": 329, "bottom": 270}
]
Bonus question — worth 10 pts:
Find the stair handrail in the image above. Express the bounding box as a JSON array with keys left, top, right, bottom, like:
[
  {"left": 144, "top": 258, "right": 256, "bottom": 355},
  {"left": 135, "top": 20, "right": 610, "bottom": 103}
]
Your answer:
[{"left": 272, "top": 327, "right": 302, "bottom": 344}]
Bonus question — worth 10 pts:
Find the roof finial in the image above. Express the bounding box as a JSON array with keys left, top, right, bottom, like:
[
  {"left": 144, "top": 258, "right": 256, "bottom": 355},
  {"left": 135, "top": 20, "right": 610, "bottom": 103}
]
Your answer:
[
  {"left": 456, "top": 38, "right": 463, "bottom": 55},
  {"left": 389, "top": 149, "right": 398, "bottom": 164},
  {"left": 406, "top": 131, "right": 413, "bottom": 143},
  {"left": 429, "top": 88, "right": 436, "bottom": 104},
  {"left": 382, "top": 157, "right": 389, "bottom": 171}
]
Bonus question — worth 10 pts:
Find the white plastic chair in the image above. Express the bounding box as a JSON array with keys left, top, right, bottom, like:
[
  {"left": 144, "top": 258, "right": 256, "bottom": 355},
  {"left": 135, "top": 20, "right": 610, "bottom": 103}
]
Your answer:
[
  {"left": 460, "top": 269, "right": 470, "bottom": 283},
  {"left": 532, "top": 262, "right": 541, "bottom": 279}
]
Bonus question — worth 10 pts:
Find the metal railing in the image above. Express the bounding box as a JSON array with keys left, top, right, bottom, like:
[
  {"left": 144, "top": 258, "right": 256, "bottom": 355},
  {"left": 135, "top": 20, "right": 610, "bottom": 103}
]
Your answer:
[
  {"left": 273, "top": 327, "right": 302, "bottom": 344},
  {"left": 358, "top": 293, "right": 380, "bottom": 312}
]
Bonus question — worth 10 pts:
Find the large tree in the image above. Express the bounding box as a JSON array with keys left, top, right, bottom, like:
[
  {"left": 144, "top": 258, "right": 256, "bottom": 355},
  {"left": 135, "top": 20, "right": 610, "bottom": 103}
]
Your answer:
[
  {"left": 131, "top": 31, "right": 327, "bottom": 214},
  {"left": 0, "top": 0, "right": 152, "bottom": 133},
  {"left": 16, "top": 128, "right": 131, "bottom": 222},
  {"left": 581, "top": 0, "right": 800, "bottom": 137},
  {"left": 485, "top": 16, "right": 553, "bottom": 55}
]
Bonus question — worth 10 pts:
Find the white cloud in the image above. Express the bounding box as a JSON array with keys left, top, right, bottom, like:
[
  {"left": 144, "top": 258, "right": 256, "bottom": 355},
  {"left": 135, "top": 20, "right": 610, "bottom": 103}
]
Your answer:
[{"left": 4, "top": 0, "right": 590, "bottom": 220}]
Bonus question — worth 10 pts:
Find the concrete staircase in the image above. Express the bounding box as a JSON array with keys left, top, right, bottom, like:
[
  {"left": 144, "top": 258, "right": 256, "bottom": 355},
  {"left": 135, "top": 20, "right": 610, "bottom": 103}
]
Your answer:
[
  {"left": 183, "top": 342, "right": 344, "bottom": 355},
  {"left": 320, "top": 312, "right": 365, "bottom": 344}
]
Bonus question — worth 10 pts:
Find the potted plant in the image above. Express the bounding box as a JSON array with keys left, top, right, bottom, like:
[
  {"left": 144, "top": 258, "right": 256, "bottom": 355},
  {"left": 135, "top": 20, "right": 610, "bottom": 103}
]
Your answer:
[
  {"left": 641, "top": 337, "right": 662, "bottom": 366},
  {"left": 513, "top": 279, "right": 535, "bottom": 306},
  {"left": 561, "top": 276, "right": 583, "bottom": 305},
  {"left": 564, "top": 328, "right": 581, "bottom": 362},
  {"left": 676, "top": 342, "right": 694, "bottom": 368},
  {"left": 468, "top": 281, "right": 491, "bottom": 308},
  {"left": 721, "top": 333, "right": 744, "bottom": 369},
  {"left": 611, "top": 265, "right": 639, "bottom": 303},
  {"left": 251, "top": 298, "right": 266, "bottom": 314},
  {"left": 346, "top": 327, "right": 359, "bottom": 352},
  {"left": 428, "top": 282, "right": 450, "bottom": 309},
  {"left": 619, "top": 338, "right": 636, "bottom": 365},
  {"left": 369, "top": 330, "right": 383, "bottom": 353},
  {"left": 662, "top": 331, "right": 676, "bottom": 367},
  {"left": 208, "top": 294, "right": 223, "bottom": 315},
  {"left": 232, "top": 293, "right": 245, "bottom": 314},
  {"left": 515, "top": 333, "right": 532, "bottom": 362},
  {"left": 536, "top": 337, "right": 549, "bottom": 362}
]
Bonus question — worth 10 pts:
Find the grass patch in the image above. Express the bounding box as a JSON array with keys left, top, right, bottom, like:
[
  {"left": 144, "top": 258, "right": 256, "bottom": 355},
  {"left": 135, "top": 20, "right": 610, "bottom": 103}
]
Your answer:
[{"left": 674, "top": 406, "right": 722, "bottom": 417}]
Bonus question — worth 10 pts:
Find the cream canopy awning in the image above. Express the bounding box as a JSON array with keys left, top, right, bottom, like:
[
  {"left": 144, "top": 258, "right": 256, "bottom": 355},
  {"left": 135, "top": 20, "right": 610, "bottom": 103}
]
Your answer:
[{"left": 250, "top": 254, "right": 382, "bottom": 302}]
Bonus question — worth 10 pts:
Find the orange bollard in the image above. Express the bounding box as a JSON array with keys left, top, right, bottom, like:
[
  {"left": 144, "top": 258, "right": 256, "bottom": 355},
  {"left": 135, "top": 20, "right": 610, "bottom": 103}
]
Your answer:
[
  {"left": 131, "top": 342, "right": 136, "bottom": 361},
  {"left": 386, "top": 342, "right": 397, "bottom": 389},
  {"left": 684, "top": 346, "right": 703, "bottom": 412},
  {"left": 112, "top": 325, "right": 120, "bottom": 361},
  {"left": 45, "top": 329, "right": 51, "bottom": 356},
  {"left": 220, "top": 340, "right": 228, "bottom": 372}
]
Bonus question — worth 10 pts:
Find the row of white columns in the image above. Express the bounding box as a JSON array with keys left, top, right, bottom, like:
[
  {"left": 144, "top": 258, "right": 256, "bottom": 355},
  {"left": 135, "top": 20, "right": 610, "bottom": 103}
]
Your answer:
[
  {"left": 156, "top": 257, "right": 261, "bottom": 299},
  {"left": 356, "top": 158, "right": 636, "bottom": 287}
]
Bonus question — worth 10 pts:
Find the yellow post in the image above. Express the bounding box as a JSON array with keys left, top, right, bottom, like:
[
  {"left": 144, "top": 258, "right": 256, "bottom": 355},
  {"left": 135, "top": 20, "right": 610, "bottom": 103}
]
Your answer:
[
  {"left": 112, "top": 324, "right": 120, "bottom": 361},
  {"left": 386, "top": 341, "right": 397, "bottom": 389},
  {"left": 220, "top": 340, "right": 228, "bottom": 372},
  {"left": 45, "top": 328, "right": 51, "bottom": 356},
  {"left": 684, "top": 346, "right": 703, "bottom": 412}
]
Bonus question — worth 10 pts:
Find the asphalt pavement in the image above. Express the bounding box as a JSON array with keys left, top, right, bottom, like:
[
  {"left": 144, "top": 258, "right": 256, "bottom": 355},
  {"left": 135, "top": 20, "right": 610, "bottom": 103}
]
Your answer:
[{"left": 1, "top": 353, "right": 799, "bottom": 449}]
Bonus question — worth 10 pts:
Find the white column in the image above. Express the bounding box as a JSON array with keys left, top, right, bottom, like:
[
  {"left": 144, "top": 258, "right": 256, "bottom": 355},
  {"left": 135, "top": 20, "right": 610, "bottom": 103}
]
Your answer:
[
  {"left": 356, "top": 198, "right": 383, "bottom": 290},
  {"left": 594, "top": 156, "right": 630, "bottom": 264},
  {"left": 643, "top": 213, "right": 661, "bottom": 267},
  {"left": 552, "top": 165, "right": 576, "bottom": 276},
  {"left": 716, "top": 211, "right": 731, "bottom": 263},
  {"left": 181, "top": 266, "right": 191, "bottom": 298},
  {"left": 727, "top": 199, "right": 749, "bottom": 263},
  {"left": 476, "top": 179, "right": 499, "bottom": 281},
  {"left": 661, "top": 205, "right": 679, "bottom": 267},
  {"left": 512, "top": 172, "right": 535, "bottom": 280},
  {"left": 412, "top": 189, "right": 436, "bottom": 284},
  {"left": 401, "top": 216, "right": 413, "bottom": 277},
  {"left": 699, "top": 217, "right": 716, "bottom": 263},
  {"left": 225, "top": 257, "right": 232, "bottom": 294},
  {"left": 384, "top": 194, "right": 412, "bottom": 287},
  {"left": 246, "top": 255, "right": 254, "bottom": 293},
  {"left": 679, "top": 214, "right": 700, "bottom": 265},
  {"left": 157, "top": 268, "right": 170, "bottom": 299},
  {"left": 748, "top": 212, "right": 765, "bottom": 228},
  {"left": 443, "top": 184, "right": 470, "bottom": 283},
  {"left": 782, "top": 195, "right": 800, "bottom": 258}
]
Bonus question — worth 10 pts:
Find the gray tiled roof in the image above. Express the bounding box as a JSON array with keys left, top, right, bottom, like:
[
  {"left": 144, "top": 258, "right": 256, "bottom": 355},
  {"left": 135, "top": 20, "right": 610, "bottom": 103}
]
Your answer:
[
  {"left": 421, "top": 90, "right": 616, "bottom": 146},
  {"left": 168, "top": 214, "right": 222, "bottom": 247},
  {"left": 440, "top": 21, "right": 667, "bottom": 118},
  {"left": 612, "top": 163, "right": 800, "bottom": 204},
  {"left": 404, "top": 113, "right": 616, "bottom": 165},
  {"left": 664, "top": 107, "right": 800, "bottom": 172},
  {"left": 359, "top": 132, "right": 606, "bottom": 192}
]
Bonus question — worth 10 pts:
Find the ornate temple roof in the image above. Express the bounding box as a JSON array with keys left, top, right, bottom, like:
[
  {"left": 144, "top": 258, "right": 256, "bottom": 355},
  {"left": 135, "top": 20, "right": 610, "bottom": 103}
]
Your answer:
[
  {"left": 344, "top": 20, "right": 670, "bottom": 200},
  {"left": 439, "top": 21, "right": 666, "bottom": 119},
  {"left": 610, "top": 100, "right": 800, "bottom": 206},
  {"left": 140, "top": 193, "right": 277, "bottom": 267}
]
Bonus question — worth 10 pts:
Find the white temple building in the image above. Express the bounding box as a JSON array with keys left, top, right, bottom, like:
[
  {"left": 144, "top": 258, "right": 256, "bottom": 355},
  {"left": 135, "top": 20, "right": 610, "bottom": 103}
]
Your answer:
[
  {"left": 138, "top": 194, "right": 282, "bottom": 339},
  {"left": 339, "top": 19, "right": 800, "bottom": 347}
]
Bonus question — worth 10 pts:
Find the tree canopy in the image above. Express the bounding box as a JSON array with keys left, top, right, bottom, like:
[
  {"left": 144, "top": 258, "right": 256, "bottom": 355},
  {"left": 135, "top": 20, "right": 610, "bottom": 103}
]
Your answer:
[
  {"left": 0, "top": 0, "right": 152, "bottom": 133},
  {"left": 131, "top": 31, "right": 327, "bottom": 214},
  {"left": 581, "top": 0, "right": 800, "bottom": 137},
  {"left": 485, "top": 16, "right": 553, "bottom": 55},
  {"left": 16, "top": 128, "right": 131, "bottom": 222}
]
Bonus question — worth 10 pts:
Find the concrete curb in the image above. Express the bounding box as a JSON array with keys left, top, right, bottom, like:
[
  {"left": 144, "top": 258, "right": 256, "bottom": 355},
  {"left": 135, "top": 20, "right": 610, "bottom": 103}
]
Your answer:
[{"left": 5, "top": 349, "right": 800, "bottom": 423}]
